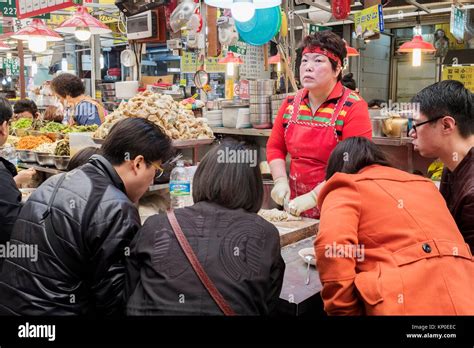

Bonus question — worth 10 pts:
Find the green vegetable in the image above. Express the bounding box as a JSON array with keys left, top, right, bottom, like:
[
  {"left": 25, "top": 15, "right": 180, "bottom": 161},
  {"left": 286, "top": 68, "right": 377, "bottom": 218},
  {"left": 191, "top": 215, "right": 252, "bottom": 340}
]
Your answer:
[
  {"left": 40, "top": 122, "right": 66, "bottom": 133},
  {"left": 11, "top": 118, "right": 33, "bottom": 129},
  {"left": 54, "top": 139, "right": 70, "bottom": 156},
  {"left": 62, "top": 124, "right": 98, "bottom": 133}
]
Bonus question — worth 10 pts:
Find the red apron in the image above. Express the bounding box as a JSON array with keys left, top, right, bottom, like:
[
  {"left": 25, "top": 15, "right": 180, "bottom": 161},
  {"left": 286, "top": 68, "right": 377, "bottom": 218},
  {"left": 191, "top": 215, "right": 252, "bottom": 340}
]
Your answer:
[{"left": 284, "top": 87, "right": 350, "bottom": 218}]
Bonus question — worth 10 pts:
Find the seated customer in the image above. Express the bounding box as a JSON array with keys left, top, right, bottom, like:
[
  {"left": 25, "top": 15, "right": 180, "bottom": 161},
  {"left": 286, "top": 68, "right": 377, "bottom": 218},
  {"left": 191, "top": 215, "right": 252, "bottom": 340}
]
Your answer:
[
  {"left": 0, "top": 118, "right": 173, "bottom": 315},
  {"left": 126, "top": 140, "right": 285, "bottom": 315},
  {"left": 13, "top": 99, "right": 40, "bottom": 120},
  {"left": 411, "top": 80, "right": 474, "bottom": 253},
  {"left": 315, "top": 137, "right": 474, "bottom": 315}
]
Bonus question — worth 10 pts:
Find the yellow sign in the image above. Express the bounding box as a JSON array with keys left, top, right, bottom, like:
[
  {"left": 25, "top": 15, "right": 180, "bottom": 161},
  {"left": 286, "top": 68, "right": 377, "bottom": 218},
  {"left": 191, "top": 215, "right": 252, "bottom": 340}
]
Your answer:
[
  {"left": 99, "top": 14, "right": 118, "bottom": 24},
  {"left": 48, "top": 14, "right": 68, "bottom": 26},
  {"left": 354, "top": 4, "right": 384, "bottom": 38},
  {"left": 181, "top": 52, "right": 226, "bottom": 74},
  {"left": 442, "top": 66, "right": 474, "bottom": 92}
]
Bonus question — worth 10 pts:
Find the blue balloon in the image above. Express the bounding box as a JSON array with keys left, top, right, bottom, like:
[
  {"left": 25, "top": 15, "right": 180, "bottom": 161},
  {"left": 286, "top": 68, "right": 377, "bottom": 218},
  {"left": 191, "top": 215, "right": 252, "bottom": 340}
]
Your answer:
[{"left": 235, "top": 6, "right": 281, "bottom": 46}]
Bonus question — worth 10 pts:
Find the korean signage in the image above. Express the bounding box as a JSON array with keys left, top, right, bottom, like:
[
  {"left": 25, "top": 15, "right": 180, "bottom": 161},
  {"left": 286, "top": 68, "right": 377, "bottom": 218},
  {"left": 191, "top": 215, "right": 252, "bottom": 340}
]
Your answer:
[
  {"left": 354, "top": 4, "right": 384, "bottom": 38},
  {"left": 0, "top": 0, "right": 49, "bottom": 18},
  {"left": 450, "top": 5, "right": 465, "bottom": 41},
  {"left": 442, "top": 66, "right": 474, "bottom": 92},
  {"left": 181, "top": 52, "right": 226, "bottom": 74},
  {"left": 0, "top": 57, "right": 20, "bottom": 76},
  {"left": 228, "top": 41, "right": 247, "bottom": 56},
  {"left": 308, "top": 24, "right": 332, "bottom": 35},
  {"left": 15, "top": 0, "right": 76, "bottom": 19}
]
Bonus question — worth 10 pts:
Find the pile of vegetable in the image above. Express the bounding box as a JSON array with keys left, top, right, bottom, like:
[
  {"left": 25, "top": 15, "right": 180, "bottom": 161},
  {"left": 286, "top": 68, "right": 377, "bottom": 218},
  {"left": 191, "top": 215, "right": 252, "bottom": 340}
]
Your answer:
[
  {"left": 40, "top": 122, "right": 67, "bottom": 133},
  {"left": 34, "top": 142, "right": 58, "bottom": 154},
  {"left": 54, "top": 139, "right": 70, "bottom": 156},
  {"left": 62, "top": 124, "right": 98, "bottom": 134},
  {"left": 11, "top": 118, "right": 33, "bottom": 130},
  {"left": 17, "top": 135, "right": 53, "bottom": 150}
]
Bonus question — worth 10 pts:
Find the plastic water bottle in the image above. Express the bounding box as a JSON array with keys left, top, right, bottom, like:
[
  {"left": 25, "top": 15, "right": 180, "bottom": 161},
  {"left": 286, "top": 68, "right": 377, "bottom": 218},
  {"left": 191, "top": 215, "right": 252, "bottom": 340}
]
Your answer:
[
  {"left": 170, "top": 160, "right": 192, "bottom": 209},
  {"left": 2, "top": 144, "right": 17, "bottom": 166}
]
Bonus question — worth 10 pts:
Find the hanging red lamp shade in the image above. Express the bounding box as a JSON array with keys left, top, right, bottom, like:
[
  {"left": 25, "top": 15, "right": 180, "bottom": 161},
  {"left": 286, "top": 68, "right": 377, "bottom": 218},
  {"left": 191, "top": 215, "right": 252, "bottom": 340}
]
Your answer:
[
  {"left": 11, "top": 19, "right": 63, "bottom": 53},
  {"left": 331, "top": 0, "right": 351, "bottom": 20},
  {"left": 268, "top": 53, "right": 280, "bottom": 64},
  {"left": 55, "top": 5, "right": 112, "bottom": 41},
  {"left": 397, "top": 35, "right": 435, "bottom": 53},
  {"left": 218, "top": 52, "right": 244, "bottom": 64},
  {"left": 345, "top": 44, "right": 359, "bottom": 56}
]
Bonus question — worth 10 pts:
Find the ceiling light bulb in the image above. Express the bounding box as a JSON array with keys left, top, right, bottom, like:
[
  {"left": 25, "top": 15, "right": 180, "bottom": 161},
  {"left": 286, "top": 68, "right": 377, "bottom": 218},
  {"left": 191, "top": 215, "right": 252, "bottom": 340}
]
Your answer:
[
  {"left": 100, "top": 54, "right": 105, "bottom": 69},
  {"left": 75, "top": 27, "right": 92, "bottom": 41},
  {"left": 226, "top": 62, "right": 235, "bottom": 76},
  {"left": 6, "top": 52, "right": 12, "bottom": 59},
  {"left": 2, "top": 79, "right": 6, "bottom": 85},
  {"left": 28, "top": 37, "right": 47, "bottom": 53},
  {"left": 32, "top": 60, "right": 38, "bottom": 76},
  {"left": 412, "top": 48, "right": 421, "bottom": 67},
  {"left": 7, "top": 76, "right": 11, "bottom": 82},
  {"left": 61, "top": 55, "right": 68, "bottom": 72},
  {"left": 231, "top": 1, "right": 256, "bottom": 22}
]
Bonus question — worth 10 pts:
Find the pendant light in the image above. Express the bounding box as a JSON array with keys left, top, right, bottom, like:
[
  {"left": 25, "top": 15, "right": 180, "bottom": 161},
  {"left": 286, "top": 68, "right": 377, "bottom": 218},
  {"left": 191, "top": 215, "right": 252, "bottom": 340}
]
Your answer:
[
  {"left": 397, "top": 16, "right": 435, "bottom": 67},
  {"left": 55, "top": 5, "right": 112, "bottom": 41},
  {"left": 11, "top": 19, "right": 63, "bottom": 53}
]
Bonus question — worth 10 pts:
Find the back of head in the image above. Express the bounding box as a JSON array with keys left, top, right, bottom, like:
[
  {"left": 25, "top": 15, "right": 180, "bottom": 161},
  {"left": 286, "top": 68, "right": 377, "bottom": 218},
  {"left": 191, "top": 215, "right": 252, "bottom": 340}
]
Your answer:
[
  {"left": 411, "top": 80, "right": 473, "bottom": 138},
  {"left": 101, "top": 118, "right": 173, "bottom": 166},
  {"left": 0, "top": 97, "right": 12, "bottom": 124},
  {"left": 341, "top": 73, "right": 356, "bottom": 91},
  {"left": 67, "top": 146, "right": 102, "bottom": 171},
  {"left": 192, "top": 140, "right": 263, "bottom": 213},
  {"left": 50, "top": 73, "right": 85, "bottom": 99},
  {"left": 326, "top": 137, "right": 391, "bottom": 180}
]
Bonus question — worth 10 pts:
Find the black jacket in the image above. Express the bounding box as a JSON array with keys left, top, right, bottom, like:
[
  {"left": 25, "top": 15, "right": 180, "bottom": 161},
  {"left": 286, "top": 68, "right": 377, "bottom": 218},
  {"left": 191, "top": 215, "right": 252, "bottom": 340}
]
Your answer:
[
  {"left": 0, "top": 157, "right": 21, "bottom": 246},
  {"left": 125, "top": 201, "right": 285, "bottom": 315},
  {"left": 0, "top": 155, "right": 140, "bottom": 316}
]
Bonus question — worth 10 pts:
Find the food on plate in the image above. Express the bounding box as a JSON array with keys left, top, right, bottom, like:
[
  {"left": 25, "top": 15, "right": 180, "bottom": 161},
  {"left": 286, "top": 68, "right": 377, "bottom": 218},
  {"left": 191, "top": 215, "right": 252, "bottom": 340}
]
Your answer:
[
  {"left": 93, "top": 91, "right": 214, "bottom": 140},
  {"left": 11, "top": 118, "right": 33, "bottom": 130},
  {"left": 17, "top": 135, "right": 53, "bottom": 150},
  {"left": 258, "top": 208, "right": 302, "bottom": 222},
  {"left": 5, "top": 135, "right": 20, "bottom": 147},
  {"left": 54, "top": 139, "right": 70, "bottom": 156}
]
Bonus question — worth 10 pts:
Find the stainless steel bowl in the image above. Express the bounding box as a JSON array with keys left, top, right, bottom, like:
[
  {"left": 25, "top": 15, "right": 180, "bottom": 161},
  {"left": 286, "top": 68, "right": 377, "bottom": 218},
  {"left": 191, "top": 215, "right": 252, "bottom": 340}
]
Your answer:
[
  {"left": 17, "top": 150, "right": 37, "bottom": 163},
  {"left": 371, "top": 117, "right": 385, "bottom": 137},
  {"left": 35, "top": 152, "right": 55, "bottom": 166},
  {"left": 53, "top": 156, "right": 70, "bottom": 170}
]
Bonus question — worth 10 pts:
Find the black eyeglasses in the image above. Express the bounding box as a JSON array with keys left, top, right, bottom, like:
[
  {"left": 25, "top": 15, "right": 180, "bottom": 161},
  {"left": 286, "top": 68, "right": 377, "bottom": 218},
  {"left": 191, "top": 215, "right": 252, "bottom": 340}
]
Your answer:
[{"left": 410, "top": 116, "right": 445, "bottom": 134}]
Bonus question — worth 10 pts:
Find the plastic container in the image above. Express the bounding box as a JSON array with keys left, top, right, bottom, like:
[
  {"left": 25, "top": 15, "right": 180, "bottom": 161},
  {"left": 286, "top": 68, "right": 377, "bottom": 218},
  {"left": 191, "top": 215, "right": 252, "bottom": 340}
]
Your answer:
[
  {"left": 169, "top": 160, "right": 193, "bottom": 209},
  {"left": 69, "top": 132, "right": 100, "bottom": 156}
]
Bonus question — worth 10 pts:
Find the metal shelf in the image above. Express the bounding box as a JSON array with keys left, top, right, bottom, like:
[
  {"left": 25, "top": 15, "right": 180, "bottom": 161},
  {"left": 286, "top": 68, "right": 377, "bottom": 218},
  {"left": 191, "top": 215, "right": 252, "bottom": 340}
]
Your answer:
[
  {"left": 211, "top": 127, "right": 272, "bottom": 137},
  {"left": 373, "top": 136, "right": 413, "bottom": 146}
]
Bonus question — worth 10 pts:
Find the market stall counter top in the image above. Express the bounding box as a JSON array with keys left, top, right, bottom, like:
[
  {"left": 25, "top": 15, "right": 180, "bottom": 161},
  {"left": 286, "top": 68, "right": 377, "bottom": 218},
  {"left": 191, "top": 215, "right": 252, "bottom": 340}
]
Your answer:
[
  {"left": 278, "top": 236, "right": 323, "bottom": 316},
  {"left": 273, "top": 217, "right": 319, "bottom": 247}
]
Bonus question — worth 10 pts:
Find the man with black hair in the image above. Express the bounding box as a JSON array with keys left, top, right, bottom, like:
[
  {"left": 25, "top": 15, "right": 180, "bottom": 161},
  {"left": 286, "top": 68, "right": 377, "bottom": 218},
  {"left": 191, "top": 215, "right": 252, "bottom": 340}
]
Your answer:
[
  {"left": 0, "top": 118, "right": 173, "bottom": 315},
  {"left": 411, "top": 80, "right": 474, "bottom": 253},
  {"left": 13, "top": 99, "right": 40, "bottom": 119},
  {"left": 0, "top": 98, "right": 22, "bottom": 251}
]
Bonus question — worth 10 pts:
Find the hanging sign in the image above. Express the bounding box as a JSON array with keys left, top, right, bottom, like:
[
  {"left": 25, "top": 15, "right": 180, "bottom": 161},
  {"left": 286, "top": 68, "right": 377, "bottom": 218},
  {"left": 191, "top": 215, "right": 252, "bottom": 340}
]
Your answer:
[
  {"left": 15, "top": 0, "right": 76, "bottom": 19},
  {"left": 354, "top": 4, "right": 384, "bottom": 38},
  {"left": 0, "top": 57, "right": 20, "bottom": 76},
  {"left": 0, "top": 0, "right": 50, "bottom": 18},
  {"left": 442, "top": 66, "right": 474, "bottom": 92},
  {"left": 450, "top": 6, "right": 465, "bottom": 41},
  {"left": 181, "top": 51, "right": 226, "bottom": 74},
  {"left": 308, "top": 24, "right": 332, "bottom": 35},
  {"left": 228, "top": 41, "right": 247, "bottom": 56}
]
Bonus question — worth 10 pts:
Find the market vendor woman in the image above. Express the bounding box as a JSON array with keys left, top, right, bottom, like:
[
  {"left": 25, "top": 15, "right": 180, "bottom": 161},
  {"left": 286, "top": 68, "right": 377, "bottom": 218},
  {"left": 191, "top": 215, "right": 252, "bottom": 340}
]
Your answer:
[{"left": 267, "top": 31, "right": 372, "bottom": 218}]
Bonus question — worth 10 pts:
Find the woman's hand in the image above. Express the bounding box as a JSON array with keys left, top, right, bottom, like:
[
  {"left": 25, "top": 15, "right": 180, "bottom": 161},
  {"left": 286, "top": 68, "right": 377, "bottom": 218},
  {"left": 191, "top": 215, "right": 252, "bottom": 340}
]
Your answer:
[
  {"left": 271, "top": 177, "right": 290, "bottom": 206},
  {"left": 288, "top": 190, "right": 317, "bottom": 216},
  {"left": 14, "top": 168, "right": 36, "bottom": 187}
]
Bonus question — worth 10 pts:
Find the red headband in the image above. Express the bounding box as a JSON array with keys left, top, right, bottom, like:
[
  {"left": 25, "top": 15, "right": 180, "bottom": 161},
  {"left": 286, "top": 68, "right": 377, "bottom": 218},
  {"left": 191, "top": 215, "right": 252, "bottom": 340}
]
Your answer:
[{"left": 302, "top": 46, "right": 342, "bottom": 66}]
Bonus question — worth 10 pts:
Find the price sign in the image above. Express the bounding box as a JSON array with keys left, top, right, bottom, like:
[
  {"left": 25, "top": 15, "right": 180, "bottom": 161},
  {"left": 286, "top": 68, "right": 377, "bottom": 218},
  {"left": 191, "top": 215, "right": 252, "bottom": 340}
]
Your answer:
[
  {"left": 15, "top": 0, "right": 76, "bottom": 19},
  {"left": 442, "top": 66, "right": 474, "bottom": 92},
  {"left": 0, "top": 0, "right": 50, "bottom": 18}
]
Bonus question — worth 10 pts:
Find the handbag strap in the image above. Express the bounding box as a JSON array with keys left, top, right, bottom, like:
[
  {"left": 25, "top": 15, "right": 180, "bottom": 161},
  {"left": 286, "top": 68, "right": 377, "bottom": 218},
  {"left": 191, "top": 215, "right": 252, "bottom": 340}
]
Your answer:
[{"left": 166, "top": 209, "right": 236, "bottom": 316}]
